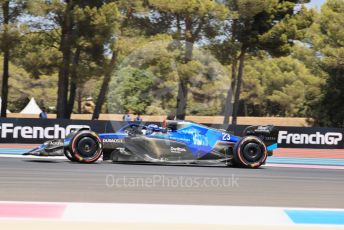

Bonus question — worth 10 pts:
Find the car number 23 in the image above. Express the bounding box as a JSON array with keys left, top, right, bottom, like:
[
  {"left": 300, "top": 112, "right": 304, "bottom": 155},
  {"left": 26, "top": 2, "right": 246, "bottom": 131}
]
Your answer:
[{"left": 222, "top": 133, "right": 231, "bottom": 141}]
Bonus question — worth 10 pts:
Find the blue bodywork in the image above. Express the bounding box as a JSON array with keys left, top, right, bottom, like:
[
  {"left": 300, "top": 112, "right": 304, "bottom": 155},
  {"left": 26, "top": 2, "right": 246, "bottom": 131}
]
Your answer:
[
  {"left": 26, "top": 121, "right": 278, "bottom": 162},
  {"left": 97, "top": 121, "right": 276, "bottom": 158}
]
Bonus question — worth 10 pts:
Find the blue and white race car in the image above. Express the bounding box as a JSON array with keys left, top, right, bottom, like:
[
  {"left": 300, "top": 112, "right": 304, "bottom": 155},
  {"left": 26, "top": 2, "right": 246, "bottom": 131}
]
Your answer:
[{"left": 25, "top": 120, "right": 278, "bottom": 168}]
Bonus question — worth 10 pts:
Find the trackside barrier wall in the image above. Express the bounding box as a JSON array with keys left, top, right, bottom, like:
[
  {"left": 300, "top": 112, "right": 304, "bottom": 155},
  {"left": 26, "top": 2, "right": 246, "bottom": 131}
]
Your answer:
[{"left": 0, "top": 118, "right": 343, "bottom": 149}]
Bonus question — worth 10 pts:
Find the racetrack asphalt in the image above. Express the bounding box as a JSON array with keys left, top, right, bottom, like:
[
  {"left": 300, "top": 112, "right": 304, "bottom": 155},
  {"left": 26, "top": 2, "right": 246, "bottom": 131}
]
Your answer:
[{"left": 0, "top": 156, "right": 343, "bottom": 209}]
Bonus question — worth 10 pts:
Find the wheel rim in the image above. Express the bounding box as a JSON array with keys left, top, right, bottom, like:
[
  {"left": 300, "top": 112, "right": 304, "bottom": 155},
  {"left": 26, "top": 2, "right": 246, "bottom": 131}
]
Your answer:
[
  {"left": 76, "top": 137, "right": 98, "bottom": 158},
  {"left": 242, "top": 142, "right": 262, "bottom": 163}
]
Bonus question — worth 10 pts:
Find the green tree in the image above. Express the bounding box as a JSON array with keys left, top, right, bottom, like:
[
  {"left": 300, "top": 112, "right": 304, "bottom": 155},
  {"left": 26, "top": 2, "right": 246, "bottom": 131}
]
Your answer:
[
  {"left": 216, "top": 0, "right": 313, "bottom": 124},
  {"left": 241, "top": 55, "right": 323, "bottom": 117},
  {"left": 309, "top": 0, "right": 344, "bottom": 127},
  {"left": 0, "top": 56, "right": 58, "bottom": 112},
  {"left": 0, "top": 0, "right": 27, "bottom": 117},
  {"left": 92, "top": 0, "right": 145, "bottom": 120},
  {"left": 19, "top": 0, "right": 119, "bottom": 118},
  {"left": 111, "top": 35, "right": 179, "bottom": 115},
  {"left": 106, "top": 35, "right": 177, "bottom": 115},
  {"left": 108, "top": 67, "right": 154, "bottom": 114},
  {"left": 149, "top": 0, "right": 228, "bottom": 119},
  {"left": 106, "top": 33, "right": 229, "bottom": 116},
  {"left": 71, "top": 2, "right": 119, "bottom": 118}
]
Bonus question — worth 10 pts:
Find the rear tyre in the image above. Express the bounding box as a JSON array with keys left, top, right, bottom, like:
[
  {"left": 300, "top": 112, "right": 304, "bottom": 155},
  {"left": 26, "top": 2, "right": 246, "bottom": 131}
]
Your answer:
[
  {"left": 233, "top": 136, "right": 267, "bottom": 168},
  {"left": 66, "top": 131, "right": 103, "bottom": 163}
]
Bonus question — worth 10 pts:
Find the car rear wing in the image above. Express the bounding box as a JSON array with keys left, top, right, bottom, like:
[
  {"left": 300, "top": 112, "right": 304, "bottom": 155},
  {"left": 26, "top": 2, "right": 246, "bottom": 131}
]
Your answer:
[{"left": 243, "top": 125, "right": 279, "bottom": 154}]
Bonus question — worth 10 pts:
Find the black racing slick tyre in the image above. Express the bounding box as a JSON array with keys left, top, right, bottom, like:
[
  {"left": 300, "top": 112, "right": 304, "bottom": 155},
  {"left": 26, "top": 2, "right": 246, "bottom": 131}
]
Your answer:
[
  {"left": 66, "top": 131, "right": 103, "bottom": 163},
  {"left": 233, "top": 136, "right": 267, "bottom": 168}
]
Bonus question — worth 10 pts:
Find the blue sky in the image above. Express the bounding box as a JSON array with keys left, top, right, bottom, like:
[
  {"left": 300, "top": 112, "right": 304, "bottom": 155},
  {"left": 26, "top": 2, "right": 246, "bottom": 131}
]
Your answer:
[{"left": 308, "top": 0, "right": 326, "bottom": 8}]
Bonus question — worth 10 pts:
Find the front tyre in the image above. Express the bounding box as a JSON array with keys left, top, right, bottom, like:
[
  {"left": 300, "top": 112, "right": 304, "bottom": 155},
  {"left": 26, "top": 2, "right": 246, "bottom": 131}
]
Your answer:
[
  {"left": 66, "top": 131, "right": 103, "bottom": 163},
  {"left": 233, "top": 136, "right": 267, "bottom": 168}
]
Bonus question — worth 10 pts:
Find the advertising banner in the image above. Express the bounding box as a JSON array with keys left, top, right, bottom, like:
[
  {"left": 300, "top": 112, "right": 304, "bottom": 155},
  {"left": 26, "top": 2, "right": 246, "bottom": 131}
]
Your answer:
[
  {"left": 0, "top": 118, "right": 343, "bottom": 149},
  {"left": 275, "top": 126, "right": 343, "bottom": 149},
  {"left": 0, "top": 118, "right": 118, "bottom": 144}
]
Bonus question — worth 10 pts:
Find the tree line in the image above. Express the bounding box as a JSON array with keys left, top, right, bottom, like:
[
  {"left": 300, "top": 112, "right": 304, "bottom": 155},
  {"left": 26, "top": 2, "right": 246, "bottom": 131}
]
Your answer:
[{"left": 0, "top": 0, "right": 343, "bottom": 127}]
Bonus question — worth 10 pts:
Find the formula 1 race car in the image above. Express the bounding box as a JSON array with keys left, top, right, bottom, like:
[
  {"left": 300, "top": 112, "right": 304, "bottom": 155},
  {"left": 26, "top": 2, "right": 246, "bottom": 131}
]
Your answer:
[{"left": 25, "top": 120, "right": 278, "bottom": 168}]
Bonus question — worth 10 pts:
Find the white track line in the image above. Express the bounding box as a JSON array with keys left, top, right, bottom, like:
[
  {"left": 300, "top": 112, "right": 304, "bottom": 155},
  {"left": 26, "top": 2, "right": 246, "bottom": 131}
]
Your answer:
[
  {"left": 265, "top": 163, "right": 344, "bottom": 170},
  {"left": 0, "top": 154, "right": 66, "bottom": 160},
  {"left": 0, "top": 201, "right": 294, "bottom": 225},
  {"left": 1, "top": 201, "right": 344, "bottom": 227},
  {"left": 63, "top": 203, "right": 293, "bottom": 225}
]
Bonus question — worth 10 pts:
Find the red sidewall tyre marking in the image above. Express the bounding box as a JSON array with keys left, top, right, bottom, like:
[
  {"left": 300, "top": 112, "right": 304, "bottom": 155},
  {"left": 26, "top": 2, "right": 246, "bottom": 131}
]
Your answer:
[
  {"left": 70, "top": 132, "right": 102, "bottom": 163},
  {"left": 235, "top": 136, "right": 267, "bottom": 168}
]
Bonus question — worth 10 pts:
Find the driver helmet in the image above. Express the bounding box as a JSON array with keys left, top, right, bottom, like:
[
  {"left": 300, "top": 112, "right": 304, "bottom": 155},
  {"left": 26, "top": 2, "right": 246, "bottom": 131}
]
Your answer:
[{"left": 146, "top": 124, "right": 160, "bottom": 134}]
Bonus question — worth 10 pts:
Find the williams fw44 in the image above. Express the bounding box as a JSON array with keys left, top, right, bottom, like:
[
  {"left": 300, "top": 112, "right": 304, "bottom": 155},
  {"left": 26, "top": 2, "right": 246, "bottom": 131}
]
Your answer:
[{"left": 24, "top": 121, "right": 278, "bottom": 168}]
